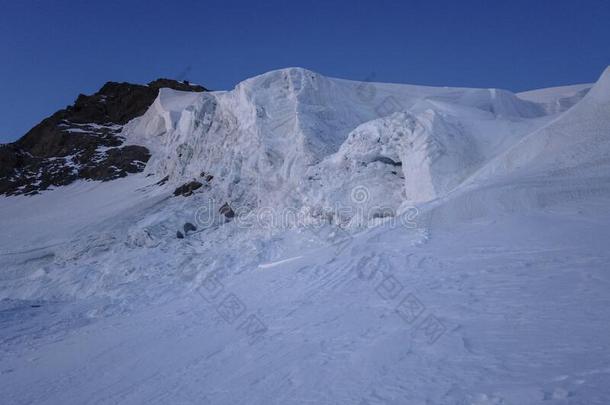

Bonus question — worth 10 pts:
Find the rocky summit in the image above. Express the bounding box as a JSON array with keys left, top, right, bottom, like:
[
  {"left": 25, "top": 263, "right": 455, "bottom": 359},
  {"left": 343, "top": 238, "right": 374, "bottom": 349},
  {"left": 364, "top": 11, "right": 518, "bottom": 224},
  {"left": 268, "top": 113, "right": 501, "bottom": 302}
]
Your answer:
[{"left": 0, "top": 79, "right": 206, "bottom": 196}]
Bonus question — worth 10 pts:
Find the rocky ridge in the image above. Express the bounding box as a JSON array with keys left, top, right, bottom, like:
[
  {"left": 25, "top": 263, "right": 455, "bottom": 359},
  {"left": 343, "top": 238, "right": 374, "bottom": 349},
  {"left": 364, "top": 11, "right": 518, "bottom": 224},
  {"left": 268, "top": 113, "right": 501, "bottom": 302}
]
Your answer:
[{"left": 0, "top": 79, "right": 206, "bottom": 195}]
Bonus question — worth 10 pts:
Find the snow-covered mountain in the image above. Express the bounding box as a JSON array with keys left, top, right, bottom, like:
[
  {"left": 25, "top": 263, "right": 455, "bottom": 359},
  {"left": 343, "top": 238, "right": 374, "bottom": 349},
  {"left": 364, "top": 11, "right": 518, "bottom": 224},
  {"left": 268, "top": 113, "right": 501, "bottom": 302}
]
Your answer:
[
  {"left": 1, "top": 67, "right": 610, "bottom": 404},
  {"left": 0, "top": 79, "right": 206, "bottom": 196}
]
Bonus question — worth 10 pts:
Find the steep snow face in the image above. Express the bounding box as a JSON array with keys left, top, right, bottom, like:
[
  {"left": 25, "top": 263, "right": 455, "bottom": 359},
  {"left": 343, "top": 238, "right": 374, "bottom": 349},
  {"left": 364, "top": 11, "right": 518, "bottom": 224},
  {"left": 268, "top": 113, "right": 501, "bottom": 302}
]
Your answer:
[
  {"left": 409, "top": 68, "right": 610, "bottom": 228},
  {"left": 518, "top": 83, "right": 591, "bottom": 114},
  {"left": 122, "top": 67, "right": 554, "bottom": 218},
  {"left": 125, "top": 69, "right": 359, "bottom": 209},
  {"left": 474, "top": 67, "right": 610, "bottom": 181}
]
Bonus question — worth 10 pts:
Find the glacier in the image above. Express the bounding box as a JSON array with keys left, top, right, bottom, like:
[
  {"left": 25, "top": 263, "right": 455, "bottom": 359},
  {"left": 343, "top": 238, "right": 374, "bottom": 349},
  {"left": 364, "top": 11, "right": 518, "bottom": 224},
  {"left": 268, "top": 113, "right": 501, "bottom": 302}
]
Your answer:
[{"left": 1, "top": 67, "right": 610, "bottom": 404}]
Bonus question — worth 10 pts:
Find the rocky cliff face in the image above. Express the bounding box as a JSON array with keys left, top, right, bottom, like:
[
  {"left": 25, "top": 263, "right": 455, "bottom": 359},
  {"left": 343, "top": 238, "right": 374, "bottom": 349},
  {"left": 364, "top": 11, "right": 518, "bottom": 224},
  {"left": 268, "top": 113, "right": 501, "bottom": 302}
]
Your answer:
[{"left": 0, "top": 79, "right": 206, "bottom": 196}]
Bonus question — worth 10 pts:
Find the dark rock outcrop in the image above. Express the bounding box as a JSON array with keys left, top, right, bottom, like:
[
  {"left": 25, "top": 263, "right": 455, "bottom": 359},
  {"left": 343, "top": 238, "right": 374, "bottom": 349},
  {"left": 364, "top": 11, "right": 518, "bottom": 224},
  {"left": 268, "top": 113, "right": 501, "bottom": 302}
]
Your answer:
[
  {"left": 200, "top": 172, "right": 214, "bottom": 182},
  {"left": 183, "top": 222, "right": 197, "bottom": 234},
  {"left": 149, "top": 79, "right": 206, "bottom": 93},
  {"left": 372, "top": 156, "right": 402, "bottom": 166},
  {"left": 219, "top": 202, "right": 235, "bottom": 219},
  {"left": 173, "top": 181, "right": 203, "bottom": 197},
  {"left": 155, "top": 175, "right": 170, "bottom": 186},
  {"left": 0, "top": 79, "right": 207, "bottom": 196}
]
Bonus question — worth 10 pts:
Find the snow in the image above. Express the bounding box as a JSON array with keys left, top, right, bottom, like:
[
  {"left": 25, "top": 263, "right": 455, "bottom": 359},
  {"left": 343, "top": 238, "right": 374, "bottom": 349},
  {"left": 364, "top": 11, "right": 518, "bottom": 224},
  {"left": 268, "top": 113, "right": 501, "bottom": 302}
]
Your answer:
[
  {"left": 257, "top": 255, "right": 304, "bottom": 268},
  {"left": 119, "top": 67, "right": 562, "bottom": 221},
  {"left": 473, "top": 66, "right": 610, "bottom": 182},
  {"left": 1, "top": 66, "right": 610, "bottom": 404},
  {"left": 518, "top": 82, "right": 592, "bottom": 113}
]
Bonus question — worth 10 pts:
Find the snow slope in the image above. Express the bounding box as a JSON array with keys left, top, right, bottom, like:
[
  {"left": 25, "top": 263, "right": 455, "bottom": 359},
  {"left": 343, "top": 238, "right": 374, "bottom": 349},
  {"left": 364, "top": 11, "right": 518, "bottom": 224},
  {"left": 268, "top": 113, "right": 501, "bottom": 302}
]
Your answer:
[
  {"left": 518, "top": 83, "right": 591, "bottom": 114},
  {"left": 1, "top": 67, "right": 609, "bottom": 404}
]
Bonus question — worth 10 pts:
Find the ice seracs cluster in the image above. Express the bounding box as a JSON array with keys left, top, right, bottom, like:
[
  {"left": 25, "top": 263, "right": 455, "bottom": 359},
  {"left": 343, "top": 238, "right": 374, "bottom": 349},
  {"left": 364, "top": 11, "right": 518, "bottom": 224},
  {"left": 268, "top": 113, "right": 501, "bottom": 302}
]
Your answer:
[{"left": 121, "top": 67, "right": 590, "bottom": 226}]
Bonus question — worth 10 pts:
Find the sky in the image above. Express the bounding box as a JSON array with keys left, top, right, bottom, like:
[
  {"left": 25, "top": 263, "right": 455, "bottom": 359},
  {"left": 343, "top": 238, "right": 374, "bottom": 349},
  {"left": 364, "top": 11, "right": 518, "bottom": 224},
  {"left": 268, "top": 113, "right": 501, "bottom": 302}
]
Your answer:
[{"left": 1, "top": 0, "right": 609, "bottom": 143}]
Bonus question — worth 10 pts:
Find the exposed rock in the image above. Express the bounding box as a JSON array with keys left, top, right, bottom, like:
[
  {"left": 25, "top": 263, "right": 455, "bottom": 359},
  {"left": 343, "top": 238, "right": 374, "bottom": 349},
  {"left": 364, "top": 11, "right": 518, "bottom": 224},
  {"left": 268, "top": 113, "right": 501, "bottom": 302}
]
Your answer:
[
  {"left": 79, "top": 146, "right": 150, "bottom": 181},
  {"left": 173, "top": 181, "right": 203, "bottom": 197},
  {"left": 183, "top": 222, "right": 197, "bottom": 234},
  {"left": 0, "top": 78, "right": 207, "bottom": 196},
  {"left": 219, "top": 202, "right": 235, "bottom": 219},
  {"left": 372, "top": 156, "right": 402, "bottom": 166},
  {"left": 155, "top": 175, "right": 170, "bottom": 186},
  {"left": 176, "top": 231, "right": 184, "bottom": 239},
  {"left": 148, "top": 78, "right": 207, "bottom": 93},
  {"left": 200, "top": 172, "right": 214, "bottom": 182},
  {"left": 371, "top": 207, "right": 396, "bottom": 218}
]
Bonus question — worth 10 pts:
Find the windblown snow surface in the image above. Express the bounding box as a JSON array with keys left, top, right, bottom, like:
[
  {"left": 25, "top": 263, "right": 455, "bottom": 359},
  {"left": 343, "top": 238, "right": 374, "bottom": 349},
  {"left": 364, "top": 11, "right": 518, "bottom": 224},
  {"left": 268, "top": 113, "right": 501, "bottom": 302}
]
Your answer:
[{"left": 1, "top": 67, "right": 610, "bottom": 404}]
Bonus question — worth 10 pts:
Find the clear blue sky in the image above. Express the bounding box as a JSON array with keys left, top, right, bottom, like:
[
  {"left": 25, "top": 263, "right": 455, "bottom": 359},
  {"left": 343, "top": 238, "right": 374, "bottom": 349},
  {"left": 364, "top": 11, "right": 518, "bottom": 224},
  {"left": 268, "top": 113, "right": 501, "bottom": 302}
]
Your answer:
[{"left": 1, "top": 0, "right": 609, "bottom": 143}]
